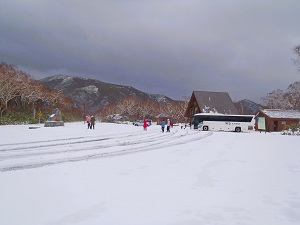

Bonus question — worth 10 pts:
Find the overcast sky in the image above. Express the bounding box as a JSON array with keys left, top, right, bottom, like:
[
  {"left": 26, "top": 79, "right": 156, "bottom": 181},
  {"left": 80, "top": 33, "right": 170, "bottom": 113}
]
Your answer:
[{"left": 1, "top": 0, "right": 299, "bottom": 103}]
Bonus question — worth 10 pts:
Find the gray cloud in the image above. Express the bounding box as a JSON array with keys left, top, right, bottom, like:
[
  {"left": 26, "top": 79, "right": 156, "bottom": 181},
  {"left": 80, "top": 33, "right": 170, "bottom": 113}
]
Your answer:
[{"left": 1, "top": 0, "right": 299, "bottom": 102}]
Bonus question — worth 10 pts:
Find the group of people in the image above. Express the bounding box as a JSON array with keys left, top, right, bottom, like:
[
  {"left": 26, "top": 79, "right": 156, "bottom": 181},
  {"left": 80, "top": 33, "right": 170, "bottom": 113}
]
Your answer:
[
  {"left": 86, "top": 116, "right": 173, "bottom": 132},
  {"left": 142, "top": 118, "right": 173, "bottom": 133},
  {"left": 85, "top": 115, "right": 96, "bottom": 129},
  {"left": 161, "top": 119, "right": 172, "bottom": 132}
]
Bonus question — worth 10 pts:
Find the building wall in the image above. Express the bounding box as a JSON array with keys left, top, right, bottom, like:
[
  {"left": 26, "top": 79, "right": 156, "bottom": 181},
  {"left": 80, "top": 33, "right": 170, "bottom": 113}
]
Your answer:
[
  {"left": 184, "top": 93, "right": 201, "bottom": 121},
  {"left": 255, "top": 112, "right": 299, "bottom": 132}
]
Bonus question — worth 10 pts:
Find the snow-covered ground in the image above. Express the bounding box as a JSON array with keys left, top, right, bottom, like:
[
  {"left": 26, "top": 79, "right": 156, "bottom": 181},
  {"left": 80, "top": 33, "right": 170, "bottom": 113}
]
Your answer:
[{"left": 0, "top": 122, "right": 299, "bottom": 225}]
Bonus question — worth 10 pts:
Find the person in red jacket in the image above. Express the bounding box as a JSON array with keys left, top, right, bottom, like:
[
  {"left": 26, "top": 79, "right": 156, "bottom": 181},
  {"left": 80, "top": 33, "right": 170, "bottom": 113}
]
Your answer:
[{"left": 143, "top": 119, "right": 148, "bottom": 131}]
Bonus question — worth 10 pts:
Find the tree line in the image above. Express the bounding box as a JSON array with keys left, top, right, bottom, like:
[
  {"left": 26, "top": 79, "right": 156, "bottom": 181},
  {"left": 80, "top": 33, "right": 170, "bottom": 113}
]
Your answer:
[
  {"left": 0, "top": 63, "right": 82, "bottom": 124},
  {"left": 96, "top": 96, "right": 189, "bottom": 123}
]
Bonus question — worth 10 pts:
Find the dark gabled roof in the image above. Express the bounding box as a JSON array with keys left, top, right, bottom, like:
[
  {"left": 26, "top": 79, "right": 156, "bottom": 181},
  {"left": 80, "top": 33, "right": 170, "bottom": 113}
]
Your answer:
[
  {"left": 194, "top": 91, "right": 238, "bottom": 114},
  {"left": 259, "top": 109, "right": 300, "bottom": 119}
]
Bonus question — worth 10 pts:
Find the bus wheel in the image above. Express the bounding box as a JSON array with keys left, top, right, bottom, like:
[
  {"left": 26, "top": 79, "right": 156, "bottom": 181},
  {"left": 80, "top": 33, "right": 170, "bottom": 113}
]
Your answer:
[
  {"left": 235, "top": 127, "right": 241, "bottom": 132},
  {"left": 203, "top": 126, "right": 209, "bottom": 131}
]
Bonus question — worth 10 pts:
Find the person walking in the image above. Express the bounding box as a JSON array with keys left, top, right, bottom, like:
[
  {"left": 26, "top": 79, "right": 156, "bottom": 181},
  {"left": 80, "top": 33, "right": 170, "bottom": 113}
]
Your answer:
[
  {"left": 86, "top": 115, "right": 91, "bottom": 129},
  {"left": 161, "top": 119, "right": 166, "bottom": 132},
  {"left": 143, "top": 119, "right": 148, "bottom": 131},
  {"left": 90, "top": 115, "right": 95, "bottom": 129},
  {"left": 166, "top": 119, "right": 171, "bottom": 132}
]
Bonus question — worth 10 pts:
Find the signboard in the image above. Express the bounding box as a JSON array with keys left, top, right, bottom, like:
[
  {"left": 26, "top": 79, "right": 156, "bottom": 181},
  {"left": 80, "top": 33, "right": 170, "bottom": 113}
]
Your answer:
[{"left": 257, "top": 117, "right": 266, "bottom": 130}]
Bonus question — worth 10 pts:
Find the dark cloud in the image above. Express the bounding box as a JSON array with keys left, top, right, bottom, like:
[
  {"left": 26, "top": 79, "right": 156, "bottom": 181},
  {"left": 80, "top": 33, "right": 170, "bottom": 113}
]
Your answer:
[{"left": 1, "top": 0, "right": 299, "bottom": 102}]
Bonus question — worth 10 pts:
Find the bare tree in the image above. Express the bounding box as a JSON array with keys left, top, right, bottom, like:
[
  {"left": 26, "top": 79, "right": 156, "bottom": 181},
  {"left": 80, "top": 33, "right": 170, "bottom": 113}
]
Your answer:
[
  {"left": 262, "top": 89, "right": 287, "bottom": 109},
  {"left": 286, "top": 81, "right": 300, "bottom": 110},
  {"left": 139, "top": 99, "right": 157, "bottom": 119},
  {"left": 262, "top": 82, "right": 300, "bottom": 110},
  {"left": 0, "top": 64, "right": 22, "bottom": 116},
  {"left": 116, "top": 96, "right": 139, "bottom": 117},
  {"left": 99, "top": 103, "right": 118, "bottom": 121},
  {"left": 172, "top": 101, "right": 188, "bottom": 123},
  {"left": 293, "top": 45, "right": 300, "bottom": 72},
  {"left": 18, "top": 75, "right": 46, "bottom": 107}
]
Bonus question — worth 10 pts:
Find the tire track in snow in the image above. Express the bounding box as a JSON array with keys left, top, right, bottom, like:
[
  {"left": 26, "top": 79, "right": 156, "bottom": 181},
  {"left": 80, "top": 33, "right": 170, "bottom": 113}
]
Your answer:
[
  {"left": 0, "top": 127, "right": 212, "bottom": 172},
  {"left": 0, "top": 127, "right": 170, "bottom": 156},
  {"left": 0, "top": 129, "right": 165, "bottom": 160},
  {"left": 0, "top": 128, "right": 157, "bottom": 150}
]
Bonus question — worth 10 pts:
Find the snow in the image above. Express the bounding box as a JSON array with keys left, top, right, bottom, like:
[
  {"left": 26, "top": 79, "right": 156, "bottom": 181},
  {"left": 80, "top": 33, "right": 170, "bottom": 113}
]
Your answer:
[
  {"left": 61, "top": 76, "right": 73, "bottom": 84},
  {"left": 79, "top": 85, "right": 99, "bottom": 94},
  {"left": 0, "top": 122, "right": 299, "bottom": 225},
  {"left": 261, "top": 109, "right": 300, "bottom": 119},
  {"left": 46, "top": 74, "right": 69, "bottom": 81},
  {"left": 146, "top": 93, "right": 168, "bottom": 103}
]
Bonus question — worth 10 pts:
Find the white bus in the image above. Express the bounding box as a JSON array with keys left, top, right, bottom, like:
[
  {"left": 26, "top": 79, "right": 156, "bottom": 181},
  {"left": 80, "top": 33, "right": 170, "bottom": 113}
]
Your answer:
[{"left": 192, "top": 113, "right": 255, "bottom": 132}]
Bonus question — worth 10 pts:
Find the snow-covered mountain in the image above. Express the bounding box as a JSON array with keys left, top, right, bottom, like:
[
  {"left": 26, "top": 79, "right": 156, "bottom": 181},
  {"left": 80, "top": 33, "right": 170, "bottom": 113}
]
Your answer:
[
  {"left": 41, "top": 75, "right": 174, "bottom": 113},
  {"left": 234, "top": 99, "right": 264, "bottom": 115}
]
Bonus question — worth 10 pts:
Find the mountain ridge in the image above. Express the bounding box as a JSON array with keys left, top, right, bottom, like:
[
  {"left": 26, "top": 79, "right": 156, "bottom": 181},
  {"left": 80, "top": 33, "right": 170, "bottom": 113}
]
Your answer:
[
  {"left": 41, "top": 75, "right": 264, "bottom": 115},
  {"left": 234, "top": 99, "right": 264, "bottom": 115},
  {"left": 41, "top": 75, "right": 174, "bottom": 113}
]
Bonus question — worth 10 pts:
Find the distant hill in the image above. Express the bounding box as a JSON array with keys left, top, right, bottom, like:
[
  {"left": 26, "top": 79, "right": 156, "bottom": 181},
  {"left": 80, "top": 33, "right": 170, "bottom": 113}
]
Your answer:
[
  {"left": 234, "top": 99, "right": 265, "bottom": 115},
  {"left": 41, "top": 75, "right": 264, "bottom": 115},
  {"left": 41, "top": 75, "right": 174, "bottom": 113}
]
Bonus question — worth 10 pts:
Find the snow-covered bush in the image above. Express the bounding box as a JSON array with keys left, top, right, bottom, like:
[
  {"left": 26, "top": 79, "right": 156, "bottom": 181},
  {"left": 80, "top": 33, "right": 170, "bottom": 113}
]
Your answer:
[{"left": 281, "top": 124, "right": 300, "bottom": 135}]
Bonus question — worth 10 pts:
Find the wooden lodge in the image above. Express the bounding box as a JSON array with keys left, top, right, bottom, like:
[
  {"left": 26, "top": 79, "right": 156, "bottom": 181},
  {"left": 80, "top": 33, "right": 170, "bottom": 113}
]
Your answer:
[
  {"left": 184, "top": 91, "right": 239, "bottom": 121},
  {"left": 255, "top": 109, "right": 300, "bottom": 132}
]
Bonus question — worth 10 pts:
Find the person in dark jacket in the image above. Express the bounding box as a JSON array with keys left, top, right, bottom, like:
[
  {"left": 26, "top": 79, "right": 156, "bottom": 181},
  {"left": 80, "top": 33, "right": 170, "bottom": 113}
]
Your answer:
[
  {"left": 90, "top": 116, "right": 95, "bottom": 129},
  {"left": 161, "top": 119, "right": 166, "bottom": 132}
]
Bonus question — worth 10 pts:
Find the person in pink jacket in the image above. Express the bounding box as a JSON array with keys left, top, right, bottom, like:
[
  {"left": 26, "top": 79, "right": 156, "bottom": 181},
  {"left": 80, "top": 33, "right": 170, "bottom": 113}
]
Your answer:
[{"left": 86, "top": 115, "right": 91, "bottom": 129}]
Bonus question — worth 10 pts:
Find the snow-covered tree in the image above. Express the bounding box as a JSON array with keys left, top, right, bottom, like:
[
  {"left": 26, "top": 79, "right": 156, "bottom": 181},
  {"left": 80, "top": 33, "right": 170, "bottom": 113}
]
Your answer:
[
  {"left": 293, "top": 45, "right": 300, "bottom": 72},
  {"left": 116, "top": 96, "right": 139, "bottom": 117},
  {"left": 262, "top": 82, "right": 300, "bottom": 110},
  {"left": 286, "top": 81, "right": 300, "bottom": 109}
]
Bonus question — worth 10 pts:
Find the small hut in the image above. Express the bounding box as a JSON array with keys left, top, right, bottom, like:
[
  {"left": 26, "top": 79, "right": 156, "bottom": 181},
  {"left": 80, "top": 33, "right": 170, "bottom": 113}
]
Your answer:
[{"left": 255, "top": 109, "right": 300, "bottom": 132}]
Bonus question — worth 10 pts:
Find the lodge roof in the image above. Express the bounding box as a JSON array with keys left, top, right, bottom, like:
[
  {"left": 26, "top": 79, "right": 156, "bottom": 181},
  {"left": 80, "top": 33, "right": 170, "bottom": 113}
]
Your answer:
[
  {"left": 260, "top": 109, "right": 300, "bottom": 119},
  {"left": 193, "top": 91, "right": 238, "bottom": 114}
]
